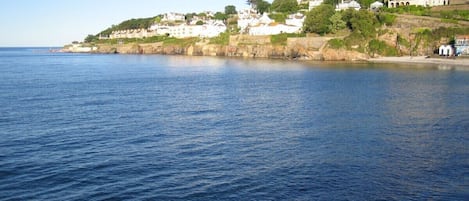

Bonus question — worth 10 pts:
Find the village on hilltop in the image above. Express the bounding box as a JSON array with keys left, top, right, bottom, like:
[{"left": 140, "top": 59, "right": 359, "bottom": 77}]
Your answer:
[
  {"left": 69, "top": 0, "right": 468, "bottom": 57},
  {"left": 99, "top": 0, "right": 452, "bottom": 40}
]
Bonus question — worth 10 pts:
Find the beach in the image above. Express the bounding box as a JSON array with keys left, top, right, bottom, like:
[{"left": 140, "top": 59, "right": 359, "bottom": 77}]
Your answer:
[{"left": 368, "top": 56, "right": 469, "bottom": 68}]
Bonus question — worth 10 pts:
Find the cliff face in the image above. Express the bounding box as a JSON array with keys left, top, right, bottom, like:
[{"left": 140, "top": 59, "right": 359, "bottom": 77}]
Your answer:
[{"left": 89, "top": 35, "right": 343, "bottom": 61}]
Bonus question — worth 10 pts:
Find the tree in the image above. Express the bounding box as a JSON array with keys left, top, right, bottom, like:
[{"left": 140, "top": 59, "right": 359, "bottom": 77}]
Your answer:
[
  {"left": 256, "top": 0, "right": 271, "bottom": 14},
  {"left": 328, "top": 12, "right": 346, "bottom": 34},
  {"left": 225, "top": 5, "right": 237, "bottom": 15},
  {"left": 347, "top": 10, "right": 379, "bottom": 38},
  {"left": 214, "top": 12, "right": 228, "bottom": 21},
  {"left": 303, "top": 4, "right": 335, "bottom": 35},
  {"left": 196, "top": 20, "right": 204, "bottom": 25},
  {"left": 154, "top": 16, "right": 162, "bottom": 24},
  {"left": 357, "top": 0, "right": 375, "bottom": 8},
  {"left": 185, "top": 13, "right": 196, "bottom": 22},
  {"left": 271, "top": 0, "right": 299, "bottom": 13},
  {"left": 84, "top": 34, "right": 97, "bottom": 43}
]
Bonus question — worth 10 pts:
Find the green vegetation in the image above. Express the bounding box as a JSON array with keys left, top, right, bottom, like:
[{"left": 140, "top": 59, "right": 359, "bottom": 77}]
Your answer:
[
  {"left": 368, "top": 39, "right": 398, "bottom": 56},
  {"left": 99, "top": 17, "right": 158, "bottom": 36},
  {"left": 328, "top": 38, "right": 346, "bottom": 49},
  {"left": 256, "top": 0, "right": 272, "bottom": 14},
  {"left": 437, "top": 10, "right": 469, "bottom": 21},
  {"left": 269, "top": 13, "right": 287, "bottom": 24},
  {"left": 383, "top": 5, "right": 469, "bottom": 21},
  {"left": 162, "top": 37, "right": 199, "bottom": 46},
  {"left": 84, "top": 34, "right": 98, "bottom": 43},
  {"left": 270, "top": 33, "right": 306, "bottom": 45},
  {"left": 209, "top": 32, "right": 231, "bottom": 45},
  {"left": 356, "top": 0, "right": 375, "bottom": 9},
  {"left": 383, "top": 5, "right": 431, "bottom": 16},
  {"left": 344, "top": 9, "right": 380, "bottom": 38},
  {"left": 303, "top": 4, "right": 335, "bottom": 35},
  {"left": 377, "top": 13, "right": 397, "bottom": 26},
  {"left": 225, "top": 5, "right": 237, "bottom": 15},
  {"left": 328, "top": 12, "right": 346, "bottom": 34},
  {"left": 271, "top": 0, "right": 299, "bottom": 13},
  {"left": 89, "top": 35, "right": 199, "bottom": 46},
  {"left": 322, "top": 0, "right": 338, "bottom": 6}
]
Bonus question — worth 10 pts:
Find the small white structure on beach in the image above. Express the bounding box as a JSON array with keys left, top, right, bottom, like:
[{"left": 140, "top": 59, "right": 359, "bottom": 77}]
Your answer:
[{"left": 439, "top": 45, "right": 453, "bottom": 56}]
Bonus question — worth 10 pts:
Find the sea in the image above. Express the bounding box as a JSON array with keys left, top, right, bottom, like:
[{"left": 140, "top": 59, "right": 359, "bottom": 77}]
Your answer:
[{"left": 0, "top": 47, "right": 468, "bottom": 201}]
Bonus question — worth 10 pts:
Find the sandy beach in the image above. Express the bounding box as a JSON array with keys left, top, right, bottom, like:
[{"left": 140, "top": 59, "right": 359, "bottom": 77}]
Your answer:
[{"left": 368, "top": 56, "right": 469, "bottom": 69}]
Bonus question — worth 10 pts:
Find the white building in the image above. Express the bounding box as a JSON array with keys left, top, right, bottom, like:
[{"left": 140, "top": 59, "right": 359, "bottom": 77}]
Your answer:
[
  {"left": 286, "top": 13, "right": 305, "bottom": 27},
  {"left": 162, "top": 12, "right": 186, "bottom": 22},
  {"left": 439, "top": 45, "right": 453, "bottom": 56},
  {"left": 336, "top": 0, "right": 361, "bottom": 11},
  {"left": 370, "top": 1, "right": 384, "bottom": 10},
  {"left": 237, "top": 9, "right": 261, "bottom": 33},
  {"left": 238, "top": 12, "right": 304, "bottom": 36},
  {"left": 388, "top": 0, "right": 449, "bottom": 7},
  {"left": 150, "top": 20, "right": 226, "bottom": 38},
  {"left": 109, "top": 29, "right": 156, "bottom": 39},
  {"left": 66, "top": 44, "right": 97, "bottom": 53},
  {"left": 309, "top": 0, "right": 324, "bottom": 10},
  {"left": 249, "top": 24, "right": 302, "bottom": 35},
  {"left": 455, "top": 35, "right": 469, "bottom": 55}
]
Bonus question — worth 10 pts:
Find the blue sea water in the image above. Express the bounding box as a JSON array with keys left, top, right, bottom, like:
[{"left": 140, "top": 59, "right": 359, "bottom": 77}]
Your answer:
[{"left": 0, "top": 47, "right": 468, "bottom": 200}]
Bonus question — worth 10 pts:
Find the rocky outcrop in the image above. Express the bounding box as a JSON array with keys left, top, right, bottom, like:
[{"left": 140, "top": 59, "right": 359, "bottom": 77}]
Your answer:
[
  {"left": 64, "top": 35, "right": 372, "bottom": 61},
  {"left": 322, "top": 47, "right": 369, "bottom": 61}
]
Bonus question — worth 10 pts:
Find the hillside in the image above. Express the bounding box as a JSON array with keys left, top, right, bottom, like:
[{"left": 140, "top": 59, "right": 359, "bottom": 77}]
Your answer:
[{"left": 72, "top": 4, "right": 469, "bottom": 61}]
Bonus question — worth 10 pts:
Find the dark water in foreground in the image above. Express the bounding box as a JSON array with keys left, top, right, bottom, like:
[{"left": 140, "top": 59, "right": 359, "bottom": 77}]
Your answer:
[{"left": 0, "top": 48, "right": 468, "bottom": 200}]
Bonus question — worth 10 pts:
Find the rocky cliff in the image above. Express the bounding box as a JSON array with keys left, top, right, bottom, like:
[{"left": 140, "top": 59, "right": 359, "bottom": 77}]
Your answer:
[{"left": 86, "top": 35, "right": 353, "bottom": 61}]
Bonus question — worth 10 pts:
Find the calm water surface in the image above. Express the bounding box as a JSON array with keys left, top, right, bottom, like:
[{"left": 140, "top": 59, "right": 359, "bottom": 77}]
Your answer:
[{"left": 0, "top": 48, "right": 468, "bottom": 200}]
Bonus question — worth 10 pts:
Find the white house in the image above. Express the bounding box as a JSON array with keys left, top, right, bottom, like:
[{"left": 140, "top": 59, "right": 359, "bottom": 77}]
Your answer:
[
  {"left": 259, "top": 13, "right": 274, "bottom": 24},
  {"left": 286, "top": 13, "right": 305, "bottom": 27},
  {"left": 109, "top": 29, "right": 156, "bottom": 39},
  {"left": 388, "top": 0, "right": 449, "bottom": 7},
  {"left": 249, "top": 24, "right": 302, "bottom": 36},
  {"left": 237, "top": 9, "right": 261, "bottom": 33},
  {"left": 309, "top": 0, "right": 324, "bottom": 10},
  {"left": 150, "top": 20, "right": 226, "bottom": 38},
  {"left": 370, "top": 1, "right": 384, "bottom": 10},
  {"left": 336, "top": 0, "right": 361, "bottom": 10},
  {"left": 162, "top": 12, "right": 186, "bottom": 22}
]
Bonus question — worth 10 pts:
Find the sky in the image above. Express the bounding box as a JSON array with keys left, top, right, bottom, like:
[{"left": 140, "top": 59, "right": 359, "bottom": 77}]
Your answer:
[{"left": 0, "top": 0, "right": 255, "bottom": 47}]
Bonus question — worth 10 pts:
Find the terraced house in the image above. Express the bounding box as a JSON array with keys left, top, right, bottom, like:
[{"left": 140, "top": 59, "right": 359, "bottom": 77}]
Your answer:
[{"left": 387, "top": 0, "right": 449, "bottom": 7}]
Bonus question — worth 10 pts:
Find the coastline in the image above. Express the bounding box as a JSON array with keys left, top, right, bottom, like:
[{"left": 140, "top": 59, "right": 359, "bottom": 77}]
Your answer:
[
  {"left": 368, "top": 56, "right": 469, "bottom": 68},
  {"left": 61, "top": 43, "right": 469, "bottom": 70}
]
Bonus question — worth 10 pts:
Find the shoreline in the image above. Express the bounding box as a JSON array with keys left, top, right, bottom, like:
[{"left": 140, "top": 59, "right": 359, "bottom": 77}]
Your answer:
[{"left": 367, "top": 56, "right": 469, "bottom": 68}]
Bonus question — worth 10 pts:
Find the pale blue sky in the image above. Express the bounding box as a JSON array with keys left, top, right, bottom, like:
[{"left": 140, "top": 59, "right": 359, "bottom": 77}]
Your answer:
[{"left": 0, "top": 0, "right": 253, "bottom": 47}]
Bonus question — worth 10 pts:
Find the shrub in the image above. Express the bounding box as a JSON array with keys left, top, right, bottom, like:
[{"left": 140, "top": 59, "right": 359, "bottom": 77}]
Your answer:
[
  {"left": 209, "top": 32, "right": 230, "bottom": 45},
  {"left": 328, "top": 38, "right": 345, "bottom": 49},
  {"left": 368, "top": 39, "right": 398, "bottom": 56},
  {"left": 377, "top": 13, "right": 396, "bottom": 26}
]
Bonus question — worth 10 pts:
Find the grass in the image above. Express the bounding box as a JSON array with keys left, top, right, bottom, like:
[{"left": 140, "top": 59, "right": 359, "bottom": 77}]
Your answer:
[
  {"left": 208, "top": 32, "right": 230, "bottom": 45},
  {"left": 271, "top": 33, "right": 307, "bottom": 45},
  {"left": 95, "top": 35, "right": 199, "bottom": 46}
]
